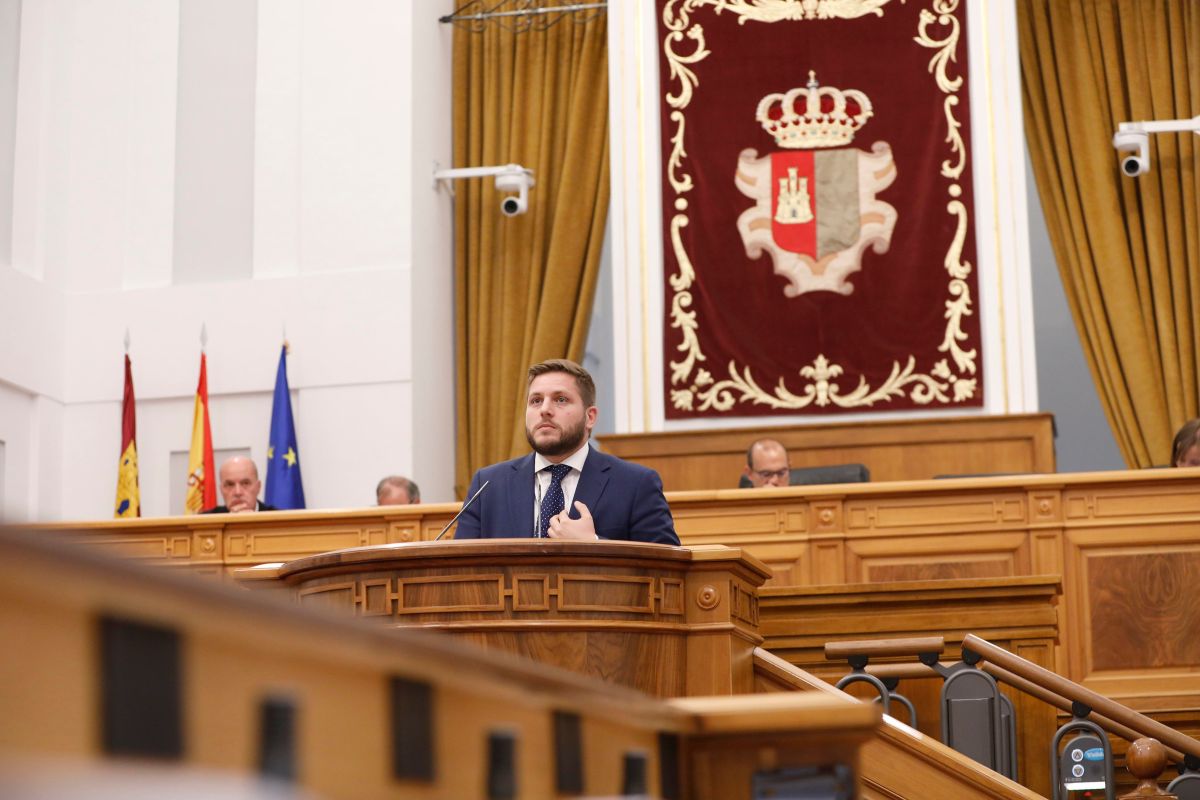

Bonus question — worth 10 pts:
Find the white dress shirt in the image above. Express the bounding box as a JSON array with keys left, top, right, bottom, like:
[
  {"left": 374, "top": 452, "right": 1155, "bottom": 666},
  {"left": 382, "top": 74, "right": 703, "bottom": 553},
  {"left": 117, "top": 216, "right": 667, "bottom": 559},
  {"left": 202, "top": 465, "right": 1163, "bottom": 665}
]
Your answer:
[{"left": 532, "top": 441, "right": 591, "bottom": 535}]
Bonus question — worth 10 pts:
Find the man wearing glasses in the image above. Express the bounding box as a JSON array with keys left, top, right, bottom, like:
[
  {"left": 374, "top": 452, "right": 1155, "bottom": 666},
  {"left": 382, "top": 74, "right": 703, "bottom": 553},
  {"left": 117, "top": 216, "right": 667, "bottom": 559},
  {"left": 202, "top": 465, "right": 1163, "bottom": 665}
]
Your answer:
[{"left": 743, "top": 438, "right": 791, "bottom": 488}]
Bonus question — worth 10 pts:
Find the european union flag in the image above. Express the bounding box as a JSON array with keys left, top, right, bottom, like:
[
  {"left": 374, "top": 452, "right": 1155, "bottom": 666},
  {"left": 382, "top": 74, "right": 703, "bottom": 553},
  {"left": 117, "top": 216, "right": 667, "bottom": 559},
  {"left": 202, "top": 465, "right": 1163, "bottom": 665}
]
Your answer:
[{"left": 265, "top": 345, "right": 306, "bottom": 509}]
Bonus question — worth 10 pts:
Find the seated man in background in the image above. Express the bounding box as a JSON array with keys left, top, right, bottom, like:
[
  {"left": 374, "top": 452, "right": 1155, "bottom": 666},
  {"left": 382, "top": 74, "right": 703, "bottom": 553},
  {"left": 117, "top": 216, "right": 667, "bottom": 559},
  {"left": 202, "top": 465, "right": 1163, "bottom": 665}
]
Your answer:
[
  {"left": 376, "top": 475, "right": 421, "bottom": 505},
  {"left": 1172, "top": 419, "right": 1200, "bottom": 467},
  {"left": 453, "top": 359, "right": 679, "bottom": 544},
  {"left": 744, "top": 438, "right": 791, "bottom": 488},
  {"left": 203, "top": 456, "right": 277, "bottom": 513}
]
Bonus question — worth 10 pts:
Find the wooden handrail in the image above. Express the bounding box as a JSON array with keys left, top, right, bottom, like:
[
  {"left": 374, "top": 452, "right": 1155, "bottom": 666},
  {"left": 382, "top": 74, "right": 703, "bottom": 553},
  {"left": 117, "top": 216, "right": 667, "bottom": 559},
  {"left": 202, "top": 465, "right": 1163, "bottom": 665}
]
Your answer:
[
  {"left": 977, "top": 663, "right": 1186, "bottom": 764},
  {"left": 855, "top": 652, "right": 1191, "bottom": 764},
  {"left": 824, "top": 636, "right": 945, "bottom": 660},
  {"left": 963, "top": 634, "right": 1200, "bottom": 761}
]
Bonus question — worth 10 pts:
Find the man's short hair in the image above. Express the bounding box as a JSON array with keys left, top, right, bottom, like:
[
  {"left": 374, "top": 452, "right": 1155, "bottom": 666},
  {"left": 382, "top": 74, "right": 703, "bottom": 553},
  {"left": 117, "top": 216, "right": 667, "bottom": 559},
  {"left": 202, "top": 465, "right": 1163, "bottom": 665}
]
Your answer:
[
  {"left": 527, "top": 359, "right": 596, "bottom": 408},
  {"left": 376, "top": 475, "right": 420, "bottom": 504},
  {"left": 746, "top": 438, "right": 788, "bottom": 468}
]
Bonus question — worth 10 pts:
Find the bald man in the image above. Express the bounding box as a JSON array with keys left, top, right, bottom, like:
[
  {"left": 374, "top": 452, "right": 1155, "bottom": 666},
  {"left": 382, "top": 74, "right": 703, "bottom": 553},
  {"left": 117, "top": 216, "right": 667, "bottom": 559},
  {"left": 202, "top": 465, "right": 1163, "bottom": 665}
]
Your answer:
[
  {"left": 376, "top": 475, "right": 421, "bottom": 505},
  {"left": 744, "top": 438, "right": 791, "bottom": 488},
  {"left": 201, "top": 456, "right": 278, "bottom": 513}
]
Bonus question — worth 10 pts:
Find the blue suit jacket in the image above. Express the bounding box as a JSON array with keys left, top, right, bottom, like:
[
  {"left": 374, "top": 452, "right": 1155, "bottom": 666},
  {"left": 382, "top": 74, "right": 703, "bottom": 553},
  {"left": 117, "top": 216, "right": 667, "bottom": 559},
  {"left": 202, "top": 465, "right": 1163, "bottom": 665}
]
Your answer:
[{"left": 452, "top": 448, "right": 679, "bottom": 545}]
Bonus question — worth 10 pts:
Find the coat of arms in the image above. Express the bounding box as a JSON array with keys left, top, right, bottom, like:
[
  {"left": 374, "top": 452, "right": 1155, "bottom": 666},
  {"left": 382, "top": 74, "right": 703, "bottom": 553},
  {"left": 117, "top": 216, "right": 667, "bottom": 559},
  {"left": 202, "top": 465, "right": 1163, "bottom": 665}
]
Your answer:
[{"left": 736, "top": 71, "right": 898, "bottom": 296}]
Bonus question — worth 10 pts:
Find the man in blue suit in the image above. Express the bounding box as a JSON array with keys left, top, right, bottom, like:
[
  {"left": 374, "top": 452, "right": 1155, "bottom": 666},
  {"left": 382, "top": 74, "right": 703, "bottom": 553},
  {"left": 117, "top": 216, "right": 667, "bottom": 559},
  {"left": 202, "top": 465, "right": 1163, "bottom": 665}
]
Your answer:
[{"left": 453, "top": 359, "right": 679, "bottom": 545}]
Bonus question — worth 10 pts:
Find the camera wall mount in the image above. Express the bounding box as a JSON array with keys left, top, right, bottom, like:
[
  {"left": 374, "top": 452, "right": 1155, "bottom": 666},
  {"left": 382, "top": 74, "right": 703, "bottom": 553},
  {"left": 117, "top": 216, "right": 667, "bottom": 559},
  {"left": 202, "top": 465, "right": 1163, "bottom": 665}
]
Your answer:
[
  {"left": 1112, "top": 116, "right": 1200, "bottom": 177},
  {"left": 433, "top": 163, "right": 536, "bottom": 216}
]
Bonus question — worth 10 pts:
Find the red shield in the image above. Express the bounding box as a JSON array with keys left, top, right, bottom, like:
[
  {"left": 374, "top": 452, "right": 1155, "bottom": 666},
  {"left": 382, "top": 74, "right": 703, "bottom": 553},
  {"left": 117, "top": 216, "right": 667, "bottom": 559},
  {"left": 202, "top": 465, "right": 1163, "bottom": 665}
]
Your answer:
[{"left": 770, "top": 149, "right": 860, "bottom": 258}]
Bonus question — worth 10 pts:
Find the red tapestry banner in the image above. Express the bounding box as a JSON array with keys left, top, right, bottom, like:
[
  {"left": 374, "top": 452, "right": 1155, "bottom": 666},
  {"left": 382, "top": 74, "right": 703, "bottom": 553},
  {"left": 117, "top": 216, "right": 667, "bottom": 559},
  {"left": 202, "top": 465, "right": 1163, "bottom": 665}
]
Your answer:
[{"left": 657, "top": 0, "right": 984, "bottom": 419}]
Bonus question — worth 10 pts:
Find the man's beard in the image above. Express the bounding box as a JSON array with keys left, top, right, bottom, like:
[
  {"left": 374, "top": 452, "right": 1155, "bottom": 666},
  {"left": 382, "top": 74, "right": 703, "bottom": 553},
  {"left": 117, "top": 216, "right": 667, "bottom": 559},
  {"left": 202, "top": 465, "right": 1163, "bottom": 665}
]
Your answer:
[{"left": 526, "top": 418, "right": 588, "bottom": 458}]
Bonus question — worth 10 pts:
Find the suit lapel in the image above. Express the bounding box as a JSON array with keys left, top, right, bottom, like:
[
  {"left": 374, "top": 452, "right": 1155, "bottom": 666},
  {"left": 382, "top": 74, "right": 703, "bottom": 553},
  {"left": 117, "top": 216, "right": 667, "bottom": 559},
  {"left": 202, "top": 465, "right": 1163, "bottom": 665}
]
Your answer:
[
  {"left": 570, "top": 447, "right": 611, "bottom": 520},
  {"left": 508, "top": 454, "right": 536, "bottom": 537}
]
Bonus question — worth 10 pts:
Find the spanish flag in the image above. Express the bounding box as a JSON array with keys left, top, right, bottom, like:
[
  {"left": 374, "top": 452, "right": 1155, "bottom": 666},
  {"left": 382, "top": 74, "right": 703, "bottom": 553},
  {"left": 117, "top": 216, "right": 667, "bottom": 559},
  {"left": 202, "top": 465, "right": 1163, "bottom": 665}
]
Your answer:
[
  {"left": 185, "top": 353, "right": 216, "bottom": 514},
  {"left": 113, "top": 355, "right": 140, "bottom": 518}
]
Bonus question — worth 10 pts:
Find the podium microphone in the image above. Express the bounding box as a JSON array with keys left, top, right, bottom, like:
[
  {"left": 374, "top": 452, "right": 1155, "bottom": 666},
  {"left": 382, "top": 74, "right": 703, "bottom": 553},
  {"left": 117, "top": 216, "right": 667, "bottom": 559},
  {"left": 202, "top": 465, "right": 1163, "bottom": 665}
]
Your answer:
[{"left": 434, "top": 480, "right": 490, "bottom": 541}]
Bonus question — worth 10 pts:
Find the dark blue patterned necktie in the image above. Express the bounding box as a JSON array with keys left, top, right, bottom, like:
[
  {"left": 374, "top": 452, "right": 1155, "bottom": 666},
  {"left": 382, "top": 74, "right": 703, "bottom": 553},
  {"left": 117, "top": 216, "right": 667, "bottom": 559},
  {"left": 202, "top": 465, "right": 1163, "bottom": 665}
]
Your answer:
[{"left": 537, "top": 464, "right": 572, "bottom": 538}]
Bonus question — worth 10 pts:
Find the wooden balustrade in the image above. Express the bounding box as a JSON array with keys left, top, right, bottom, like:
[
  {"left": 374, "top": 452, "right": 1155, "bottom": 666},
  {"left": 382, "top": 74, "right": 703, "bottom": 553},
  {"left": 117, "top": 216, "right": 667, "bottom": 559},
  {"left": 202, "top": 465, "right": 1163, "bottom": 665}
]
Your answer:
[{"left": 964, "top": 634, "right": 1200, "bottom": 765}]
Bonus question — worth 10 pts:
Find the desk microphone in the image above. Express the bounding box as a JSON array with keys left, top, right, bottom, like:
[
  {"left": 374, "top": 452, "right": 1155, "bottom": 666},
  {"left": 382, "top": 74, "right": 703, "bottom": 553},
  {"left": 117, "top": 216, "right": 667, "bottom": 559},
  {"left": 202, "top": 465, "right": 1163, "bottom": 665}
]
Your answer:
[{"left": 434, "top": 480, "right": 489, "bottom": 541}]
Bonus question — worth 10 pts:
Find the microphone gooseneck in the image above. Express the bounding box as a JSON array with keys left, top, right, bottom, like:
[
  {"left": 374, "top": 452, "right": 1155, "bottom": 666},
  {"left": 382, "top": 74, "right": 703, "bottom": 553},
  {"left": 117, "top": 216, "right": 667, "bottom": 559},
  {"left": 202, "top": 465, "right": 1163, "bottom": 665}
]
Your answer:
[{"left": 434, "top": 479, "right": 490, "bottom": 541}]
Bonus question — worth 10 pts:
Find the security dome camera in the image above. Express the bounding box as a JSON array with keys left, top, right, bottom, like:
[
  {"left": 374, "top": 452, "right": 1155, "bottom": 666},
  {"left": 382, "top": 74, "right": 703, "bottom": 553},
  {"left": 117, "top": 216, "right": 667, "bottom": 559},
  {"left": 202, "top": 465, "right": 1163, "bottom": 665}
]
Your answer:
[
  {"left": 1112, "top": 129, "right": 1149, "bottom": 177},
  {"left": 432, "top": 162, "right": 536, "bottom": 217},
  {"left": 495, "top": 168, "right": 534, "bottom": 216},
  {"left": 1112, "top": 116, "right": 1200, "bottom": 177}
]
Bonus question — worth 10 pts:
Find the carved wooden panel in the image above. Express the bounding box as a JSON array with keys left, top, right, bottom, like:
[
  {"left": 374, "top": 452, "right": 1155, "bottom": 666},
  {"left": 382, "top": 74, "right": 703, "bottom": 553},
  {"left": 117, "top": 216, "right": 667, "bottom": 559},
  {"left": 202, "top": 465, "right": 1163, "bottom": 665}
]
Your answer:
[
  {"left": 674, "top": 507, "right": 799, "bottom": 537},
  {"left": 300, "top": 572, "right": 694, "bottom": 622},
  {"left": 87, "top": 536, "right": 192, "bottom": 560},
  {"left": 226, "top": 526, "right": 378, "bottom": 562},
  {"left": 1064, "top": 486, "right": 1200, "bottom": 520},
  {"left": 846, "top": 495, "right": 1027, "bottom": 532},
  {"left": 844, "top": 532, "right": 1029, "bottom": 584},
  {"left": 1086, "top": 550, "right": 1200, "bottom": 671}
]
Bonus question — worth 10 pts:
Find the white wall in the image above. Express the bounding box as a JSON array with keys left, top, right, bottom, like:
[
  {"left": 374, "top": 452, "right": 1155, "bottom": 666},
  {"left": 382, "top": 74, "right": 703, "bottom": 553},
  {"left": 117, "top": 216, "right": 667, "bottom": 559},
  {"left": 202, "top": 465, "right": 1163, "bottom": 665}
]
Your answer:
[
  {"left": 0, "top": 0, "right": 456, "bottom": 521},
  {"left": 0, "top": 0, "right": 19, "bottom": 268}
]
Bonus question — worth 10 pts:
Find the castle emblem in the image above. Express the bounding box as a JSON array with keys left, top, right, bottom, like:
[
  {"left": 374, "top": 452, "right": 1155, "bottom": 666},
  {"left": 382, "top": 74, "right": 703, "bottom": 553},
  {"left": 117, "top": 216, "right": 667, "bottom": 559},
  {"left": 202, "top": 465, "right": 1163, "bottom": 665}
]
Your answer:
[{"left": 735, "top": 71, "right": 898, "bottom": 296}]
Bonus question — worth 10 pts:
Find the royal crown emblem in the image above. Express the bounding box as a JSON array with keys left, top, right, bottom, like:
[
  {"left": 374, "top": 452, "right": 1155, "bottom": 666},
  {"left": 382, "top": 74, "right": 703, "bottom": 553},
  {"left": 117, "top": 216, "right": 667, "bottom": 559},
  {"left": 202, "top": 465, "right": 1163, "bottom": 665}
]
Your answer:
[
  {"left": 736, "top": 70, "right": 897, "bottom": 297},
  {"left": 756, "top": 71, "right": 874, "bottom": 150}
]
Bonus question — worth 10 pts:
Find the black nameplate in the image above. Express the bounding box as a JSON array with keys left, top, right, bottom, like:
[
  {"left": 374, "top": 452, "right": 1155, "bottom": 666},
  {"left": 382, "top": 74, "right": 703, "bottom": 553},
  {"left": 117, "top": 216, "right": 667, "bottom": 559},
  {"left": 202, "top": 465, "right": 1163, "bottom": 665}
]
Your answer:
[
  {"left": 259, "top": 696, "right": 297, "bottom": 782},
  {"left": 622, "top": 751, "right": 648, "bottom": 796},
  {"left": 99, "top": 615, "right": 183, "bottom": 759},
  {"left": 390, "top": 677, "right": 434, "bottom": 781},
  {"left": 553, "top": 711, "right": 584, "bottom": 794},
  {"left": 658, "top": 732, "right": 680, "bottom": 800},
  {"left": 487, "top": 730, "right": 517, "bottom": 800}
]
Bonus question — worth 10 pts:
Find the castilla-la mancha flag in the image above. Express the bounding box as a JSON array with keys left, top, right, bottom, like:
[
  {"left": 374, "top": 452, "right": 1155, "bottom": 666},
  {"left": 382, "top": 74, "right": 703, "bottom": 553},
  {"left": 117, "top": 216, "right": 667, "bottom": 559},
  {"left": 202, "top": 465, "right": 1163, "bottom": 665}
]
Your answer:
[
  {"left": 657, "top": 0, "right": 984, "bottom": 420},
  {"left": 113, "top": 354, "right": 140, "bottom": 518},
  {"left": 185, "top": 353, "right": 216, "bottom": 514}
]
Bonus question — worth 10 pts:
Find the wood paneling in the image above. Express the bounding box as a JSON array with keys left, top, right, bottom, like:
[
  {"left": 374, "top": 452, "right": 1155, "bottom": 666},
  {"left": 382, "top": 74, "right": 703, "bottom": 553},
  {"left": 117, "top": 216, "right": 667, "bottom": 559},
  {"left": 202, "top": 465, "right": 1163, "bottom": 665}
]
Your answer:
[
  {"left": 41, "top": 467, "right": 1200, "bottom": 760},
  {"left": 597, "top": 413, "right": 1055, "bottom": 491},
  {"left": 258, "top": 540, "right": 771, "bottom": 700},
  {"left": 1, "top": 529, "right": 883, "bottom": 800}
]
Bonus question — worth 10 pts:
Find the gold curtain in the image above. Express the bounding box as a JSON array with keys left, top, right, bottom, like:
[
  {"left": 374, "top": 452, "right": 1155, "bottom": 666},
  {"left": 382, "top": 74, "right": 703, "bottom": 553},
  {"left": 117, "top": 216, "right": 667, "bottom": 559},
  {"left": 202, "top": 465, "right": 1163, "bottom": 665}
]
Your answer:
[
  {"left": 452, "top": 11, "right": 610, "bottom": 497},
  {"left": 1018, "top": 0, "right": 1199, "bottom": 466}
]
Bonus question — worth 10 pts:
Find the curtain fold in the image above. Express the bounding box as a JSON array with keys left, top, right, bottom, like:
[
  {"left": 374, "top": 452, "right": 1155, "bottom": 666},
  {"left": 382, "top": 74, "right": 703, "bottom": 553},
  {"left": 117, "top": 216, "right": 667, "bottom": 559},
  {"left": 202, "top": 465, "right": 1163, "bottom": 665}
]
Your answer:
[
  {"left": 1018, "top": 0, "right": 1199, "bottom": 466},
  {"left": 453, "top": 11, "right": 610, "bottom": 497}
]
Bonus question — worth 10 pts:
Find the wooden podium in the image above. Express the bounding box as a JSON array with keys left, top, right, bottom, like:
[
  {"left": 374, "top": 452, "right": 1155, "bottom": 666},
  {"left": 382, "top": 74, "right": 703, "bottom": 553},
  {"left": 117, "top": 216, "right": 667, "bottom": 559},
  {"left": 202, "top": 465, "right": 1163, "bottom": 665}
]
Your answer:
[{"left": 240, "top": 540, "right": 772, "bottom": 698}]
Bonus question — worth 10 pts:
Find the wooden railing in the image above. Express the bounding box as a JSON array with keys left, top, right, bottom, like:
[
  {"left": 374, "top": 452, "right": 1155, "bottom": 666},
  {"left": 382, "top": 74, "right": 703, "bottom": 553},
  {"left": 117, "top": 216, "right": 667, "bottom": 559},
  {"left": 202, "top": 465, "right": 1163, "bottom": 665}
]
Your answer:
[
  {"left": 825, "top": 634, "right": 1200, "bottom": 796},
  {"left": 752, "top": 648, "right": 1046, "bottom": 800}
]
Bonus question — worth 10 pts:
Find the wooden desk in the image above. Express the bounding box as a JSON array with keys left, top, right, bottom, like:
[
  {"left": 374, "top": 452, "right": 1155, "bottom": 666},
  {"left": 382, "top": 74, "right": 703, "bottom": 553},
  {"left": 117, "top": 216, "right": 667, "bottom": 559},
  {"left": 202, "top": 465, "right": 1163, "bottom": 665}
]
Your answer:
[
  {"left": 597, "top": 412, "right": 1056, "bottom": 490},
  {"left": 40, "top": 468, "right": 1200, "bottom": 717}
]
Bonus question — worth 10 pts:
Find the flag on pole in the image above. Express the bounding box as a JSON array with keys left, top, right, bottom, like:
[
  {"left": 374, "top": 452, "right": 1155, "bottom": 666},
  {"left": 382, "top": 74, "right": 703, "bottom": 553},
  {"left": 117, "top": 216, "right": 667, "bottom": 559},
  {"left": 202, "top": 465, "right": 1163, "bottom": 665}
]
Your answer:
[
  {"left": 114, "top": 354, "right": 140, "bottom": 518},
  {"left": 185, "top": 352, "right": 216, "bottom": 514},
  {"left": 265, "top": 344, "right": 305, "bottom": 509}
]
